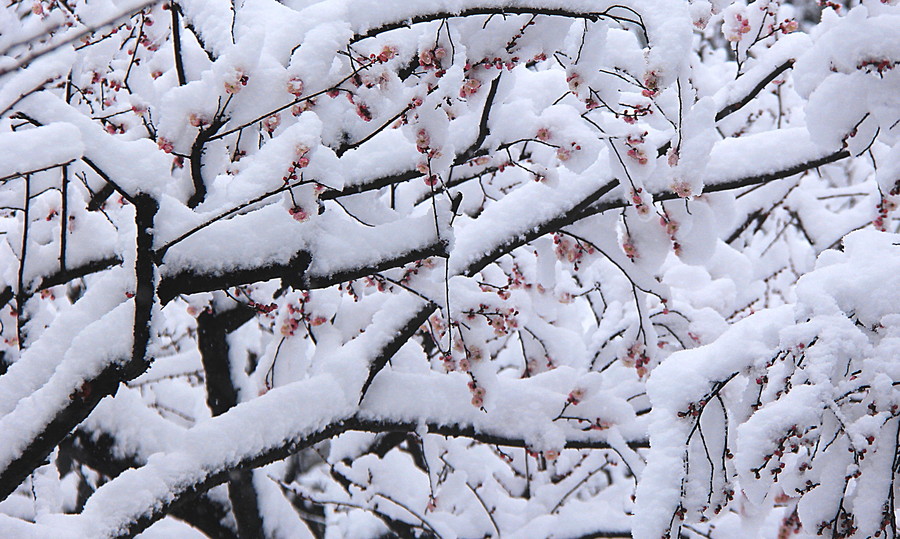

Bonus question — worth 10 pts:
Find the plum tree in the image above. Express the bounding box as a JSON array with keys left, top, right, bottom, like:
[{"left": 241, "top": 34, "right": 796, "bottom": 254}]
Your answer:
[{"left": 0, "top": 0, "right": 898, "bottom": 537}]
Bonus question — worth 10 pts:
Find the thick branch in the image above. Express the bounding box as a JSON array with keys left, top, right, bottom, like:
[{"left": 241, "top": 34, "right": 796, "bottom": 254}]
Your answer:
[
  {"left": 158, "top": 236, "right": 447, "bottom": 303},
  {"left": 197, "top": 305, "right": 265, "bottom": 537},
  {"left": 125, "top": 195, "right": 158, "bottom": 379},
  {"left": 319, "top": 169, "right": 421, "bottom": 201},
  {"left": 59, "top": 430, "right": 238, "bottom": 539},
  {"left": 0, "top": 354, "right": 135, "bottom": 501},
  {"left": 306, "top": 239, "right": 448, "bottom": 289},
  {"left": 0, "top": 197, "right": 157, "bottom": 502},
  {"left": 104, "top": 415, "right": 647, "bottom": 538},
  {"left": 157, "top": 251, "right": 312, "bottom": 304},
  {"left": 197, "top": 306, "right": 254, "bottom": 416},
  {"left": 0, "top": 255, "right": 122, "bottom": 311},
  {"left": 187, "top": 118, "right": 226, "bottom": 209}
]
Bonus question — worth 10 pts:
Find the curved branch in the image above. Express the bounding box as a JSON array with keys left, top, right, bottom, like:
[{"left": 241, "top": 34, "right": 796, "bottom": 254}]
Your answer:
[
  {"left": 187, "top": 118, "right": 226, "bottom": 209},
  {"left": 59, "top": 430, "right": 239, "bottom": 539},
  {"left": 0, "top": 196, "right": 157, "bottom": 503},
  {"left": 458, "top": 145, "right": 851, "bottom": 279},
  {"left": 158, "top": 235, "right": 448, "bottom": 303},
  {"left": 460, "top": 179, "right": 619, "bottom": 277},
  {"left": 358, "top": 301, "right": 436, "bottom": 403},
  {"left": 349, "top": 5, "right": 645, "bottom": 44},
  {"left": 90, "top": 414, "right": 647, "bottom": 538},
  {"left": 715, "top": 60, "right": 794, "bottom": 122}
]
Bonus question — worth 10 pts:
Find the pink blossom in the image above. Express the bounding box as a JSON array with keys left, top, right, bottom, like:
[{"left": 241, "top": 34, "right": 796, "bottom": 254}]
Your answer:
[
  {"left": 262, "top": 114, "right": 280, "bottom": 133},
  {"left": 286, "top": 77, "right": 304, "bottom": 97}
]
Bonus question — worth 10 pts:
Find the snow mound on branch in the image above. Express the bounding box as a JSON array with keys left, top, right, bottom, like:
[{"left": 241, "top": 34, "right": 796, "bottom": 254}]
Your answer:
[{"left": 636, "top": 229, "right": 900, "bottom": 539}]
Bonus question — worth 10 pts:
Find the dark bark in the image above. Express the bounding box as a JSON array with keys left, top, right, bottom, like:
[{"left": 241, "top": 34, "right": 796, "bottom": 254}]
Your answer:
[
  {"left": 716, "top": 60, "right": 794, "bottom": 122},
  {"left": 187, "top": 118, "right": 226, "bottom": 209},
  {"left": 158, "top": 237, "right": 448, "bottom": 304},
  {"left": 198, "top": 305, "right": 265, "bottom": 538},
  {"left": 59, "top": 430, "right": 238, "bottom": 539},
  {"left": 157, "top": 251, "right": 312, "bottom": 304},
  {"left": 108, "top": 414, "right": 650, "bottom": 538},
  {"left": 0, "top": 255, "right": 122, "bottom": 311},
  {"left": 349, "top": 6, "right": 646, "bottom": 44},
  {"left": 0, "top": 196, "right": 158, "bottom": 503},
  {"left": 358, "top": 301, "right": 437, "bottom": 403},
  {"left": 170, "top": 4, "right": 187, "bottom": 87}
]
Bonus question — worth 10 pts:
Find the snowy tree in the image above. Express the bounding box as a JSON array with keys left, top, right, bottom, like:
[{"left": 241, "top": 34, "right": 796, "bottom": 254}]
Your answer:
[{"left": 0, "top": 0, "right": 898, "bottom": 537}]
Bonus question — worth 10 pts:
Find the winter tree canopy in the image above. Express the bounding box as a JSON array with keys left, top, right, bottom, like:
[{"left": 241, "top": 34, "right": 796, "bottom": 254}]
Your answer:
[{"left": 0, "top": 0, "right": 899, "bottom": 537}]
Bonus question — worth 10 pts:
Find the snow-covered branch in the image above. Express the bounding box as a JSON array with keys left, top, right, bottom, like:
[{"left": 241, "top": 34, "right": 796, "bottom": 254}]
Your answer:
[{"left": 1, "top": 0, "right": 899, "bottom": 537}]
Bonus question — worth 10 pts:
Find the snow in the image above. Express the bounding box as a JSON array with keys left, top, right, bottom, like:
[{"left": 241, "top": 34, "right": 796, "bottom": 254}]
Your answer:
[
  {"left": 3, "top": 0, "right": 900, "bottom": 537},
  {"left": 449, "top": 163, "right": 614, "bottom": 276},
  {"left": 19, "top": 93, "right": 176, "bottom": 198},
  {"left": 703, "top": 127, "right": 839, "bottom": 185},
  {"left": 0, "top": 299, "right": 134, "bottom": 478},
  {"left": 0, "top": 270, "right": 129, "bottom": 418},
  {"left": 0, "top": 124, "right": 83, "bottom": 179}
]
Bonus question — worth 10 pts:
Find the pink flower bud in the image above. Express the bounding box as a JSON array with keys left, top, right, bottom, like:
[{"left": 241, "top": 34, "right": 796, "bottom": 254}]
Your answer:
[
  {"left": 286, "top": 77, "right": 304, "bottom": 97},
  {"left": 189, "top": 113, "right": 206, "bottom": 127},
  {"left": 671, "top": 180, "right": 692, "bottom": 198},
  {"left": 263, "top": 114, "right": 281, "bottom": 133}
]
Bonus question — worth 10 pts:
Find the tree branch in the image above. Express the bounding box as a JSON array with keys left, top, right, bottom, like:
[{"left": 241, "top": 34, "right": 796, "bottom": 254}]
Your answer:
[
  {"left": 158, "top": 236, "right": 448, "bottom": 304},
  {"left": 358, "top": 301, "right": 436, "bottom": 404},
  {"left": 0, "top": 196, "right": 157, "bottom": 502},
  {"left": 157, "top": 251, "right": 312, "bottom": 304},
  {"left": 170, "top": 3, "right": 188, "bottom": 87},
  {"left": 187, "top": 118, "right": 226, "bottom": 209},
  {"left": 460, "top": 146, "right": 851, "bottom": 278},
  {"left": 0, "top": 255, "right": 122, "bottom": 312},
  {"left": 59, "top": 429, "right": 239, "bottom": 539},
  {"left": 96, "top": 414, "right": 648, "bottom": 538},
  {"left": 349, "top": 5, "right": 646, "bottom": 45},
  {"left": 715, "top": 60, "right": 793, "bottom": 122},
  {"left": 197, "top": 305, "right": 265, "bottom": 537}
]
